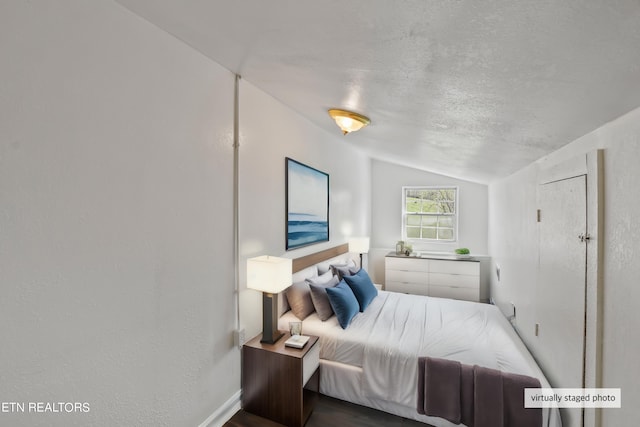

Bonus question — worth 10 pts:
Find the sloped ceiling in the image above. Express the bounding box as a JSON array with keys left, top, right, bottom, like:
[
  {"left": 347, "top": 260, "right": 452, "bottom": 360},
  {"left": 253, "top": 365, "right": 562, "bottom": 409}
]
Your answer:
[{"left": 117, "top": 0, "right": 640, "bottom": 183}]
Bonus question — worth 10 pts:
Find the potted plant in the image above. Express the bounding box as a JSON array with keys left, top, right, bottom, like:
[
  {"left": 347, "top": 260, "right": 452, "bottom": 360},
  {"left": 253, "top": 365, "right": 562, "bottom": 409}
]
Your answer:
[
  {"left": 404, "top": 243, "right": 413, "bottom": 256},
  {"left": 454, "top": 248, "right": 471, "bottom": 258}
]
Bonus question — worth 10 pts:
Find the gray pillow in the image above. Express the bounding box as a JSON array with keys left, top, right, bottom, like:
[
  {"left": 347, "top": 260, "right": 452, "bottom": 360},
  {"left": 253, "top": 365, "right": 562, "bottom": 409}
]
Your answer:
[
  {"left": 309, "top": 275, "right": 340, "bottom": 321},
  {"left": 306, "top": 270, "right": 333, "bottom": 286},
  {"left": 330, "top": 260, "right": 359, "bottom": 280},
  {"left": 285, "top": 280, "right": 314, "bottom": 320}
]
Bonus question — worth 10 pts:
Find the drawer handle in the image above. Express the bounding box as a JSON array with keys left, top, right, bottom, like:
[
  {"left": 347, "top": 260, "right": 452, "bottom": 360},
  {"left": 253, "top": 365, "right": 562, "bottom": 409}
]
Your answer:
[{"left": 432, "top": 273, "right": 472, "bottom": 276}]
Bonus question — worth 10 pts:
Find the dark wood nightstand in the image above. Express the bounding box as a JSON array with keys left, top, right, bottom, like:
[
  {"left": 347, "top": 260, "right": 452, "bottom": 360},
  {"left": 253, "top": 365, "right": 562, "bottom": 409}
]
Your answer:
[{"left": 242, "top": 333, "right": 320, "bottom": 427}]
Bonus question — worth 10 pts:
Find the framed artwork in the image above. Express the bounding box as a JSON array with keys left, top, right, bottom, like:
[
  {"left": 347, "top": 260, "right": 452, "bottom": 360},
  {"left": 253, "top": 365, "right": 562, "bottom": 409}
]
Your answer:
[{"left": 286, "top": 157, "right": 329, "bottom": 250}]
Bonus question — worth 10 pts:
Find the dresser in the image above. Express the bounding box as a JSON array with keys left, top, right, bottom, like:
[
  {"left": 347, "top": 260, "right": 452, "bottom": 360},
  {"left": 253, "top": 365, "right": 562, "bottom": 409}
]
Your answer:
[{"left": 385, "top": 253, "right": 480, "bottom": 302}]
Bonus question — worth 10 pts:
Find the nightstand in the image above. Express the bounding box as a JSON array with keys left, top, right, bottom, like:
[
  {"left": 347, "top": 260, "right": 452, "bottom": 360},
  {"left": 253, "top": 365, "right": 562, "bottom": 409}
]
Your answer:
[{"left": 242, "top": 333, "right": 320, "bottom": 427}]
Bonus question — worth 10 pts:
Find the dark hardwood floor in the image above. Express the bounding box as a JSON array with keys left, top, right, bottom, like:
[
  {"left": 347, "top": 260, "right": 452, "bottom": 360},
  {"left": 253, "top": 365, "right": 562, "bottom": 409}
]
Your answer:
[{"left": 225, "top": 394, "right": 432, "bottom": 427}]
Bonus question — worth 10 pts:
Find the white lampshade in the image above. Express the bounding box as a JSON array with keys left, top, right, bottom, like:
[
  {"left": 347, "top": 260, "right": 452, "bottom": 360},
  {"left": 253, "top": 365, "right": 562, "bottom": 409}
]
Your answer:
[
  {"left": 348, "top": 237, "right": 370, "bottom": 254},
  {"left": 246, "top": 256, "right": 292, "bottom": 294}
]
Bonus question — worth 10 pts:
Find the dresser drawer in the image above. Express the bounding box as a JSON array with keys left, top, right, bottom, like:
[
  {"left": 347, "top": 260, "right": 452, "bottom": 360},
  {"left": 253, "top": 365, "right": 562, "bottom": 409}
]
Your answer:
[
  {"left": 429, "top": 272, "right": 479, "bottom": 289},
  {"left": 429, "top": 260, "right": 479, "bottom": 276},
  {"left": 385, "top": 257, "right": 429, "bottom": 272},
  {"left": 386, "top": 269, "right": 427, "bottom": 285},
  {"left": 428, "top": 285, "right": 479, "bottom": 302},
  {"left": 386, "top": 281, "right": 428, "bottom": 295},
  {"left": 303, "top": 341, "right": 320, "bottom": 385}
]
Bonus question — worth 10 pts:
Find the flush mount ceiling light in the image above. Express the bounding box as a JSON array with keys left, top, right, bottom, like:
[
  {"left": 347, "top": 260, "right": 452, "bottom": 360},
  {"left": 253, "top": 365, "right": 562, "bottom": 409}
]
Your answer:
[{"left": 328, "top": 109, "right": 371, "bottom": 135}]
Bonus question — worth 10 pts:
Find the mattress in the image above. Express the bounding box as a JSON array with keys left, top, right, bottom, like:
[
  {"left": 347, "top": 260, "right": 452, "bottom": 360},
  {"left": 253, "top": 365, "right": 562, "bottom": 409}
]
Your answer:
[{"left": 279, "top": 291, "right": 562, "bottom": 427}]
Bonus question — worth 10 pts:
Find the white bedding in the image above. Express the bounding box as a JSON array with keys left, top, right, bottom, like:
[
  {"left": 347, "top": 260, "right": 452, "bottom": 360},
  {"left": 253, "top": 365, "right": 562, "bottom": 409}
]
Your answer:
[{"left": 279, "top": 290, "right": 562, "bottom": 427}]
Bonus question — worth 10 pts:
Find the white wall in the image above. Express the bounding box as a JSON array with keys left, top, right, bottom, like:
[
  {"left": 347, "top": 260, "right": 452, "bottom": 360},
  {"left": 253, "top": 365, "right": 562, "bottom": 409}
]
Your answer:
[
  {"left": 238, "top": 81, "right": 371, "bottom": 338},
  {"left": 0, "top": 1, "right": 237, "bottom": 426},
  {"left": 370, "top": 159, "right": 489, "bottom": 288},
  {"left": 489, "top": 107, "right": 640, "bottom": 426}
]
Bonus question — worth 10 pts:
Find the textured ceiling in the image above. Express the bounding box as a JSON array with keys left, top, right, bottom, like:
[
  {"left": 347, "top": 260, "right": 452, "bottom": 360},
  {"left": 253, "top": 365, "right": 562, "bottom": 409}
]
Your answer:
[{"left": 117, "top": 0, "right": 640, "bottom": 183}]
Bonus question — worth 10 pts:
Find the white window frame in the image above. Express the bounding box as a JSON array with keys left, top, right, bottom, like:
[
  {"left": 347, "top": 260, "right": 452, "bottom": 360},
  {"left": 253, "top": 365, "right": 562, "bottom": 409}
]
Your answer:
[{"left": 402, "top": 186, "right": 459, "bottom": 243}]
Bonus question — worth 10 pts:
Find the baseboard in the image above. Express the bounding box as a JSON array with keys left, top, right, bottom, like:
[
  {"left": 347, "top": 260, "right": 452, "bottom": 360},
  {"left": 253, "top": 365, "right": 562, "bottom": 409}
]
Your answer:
[{"left": 198, "top": 390, "right": 241, "bottom": 427}]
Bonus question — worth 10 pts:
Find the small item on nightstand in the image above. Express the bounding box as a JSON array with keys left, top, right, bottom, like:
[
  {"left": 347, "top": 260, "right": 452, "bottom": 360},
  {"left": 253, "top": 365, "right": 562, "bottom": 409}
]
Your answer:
[
  {"left": 289, "top": 321, "right": 302, "bottom": 336},
  {"left": 395, "top": 241, "right": 405, "bottom": 255},
  {"left": 285, "top": 334, "right": 310, "bottom": 349}
]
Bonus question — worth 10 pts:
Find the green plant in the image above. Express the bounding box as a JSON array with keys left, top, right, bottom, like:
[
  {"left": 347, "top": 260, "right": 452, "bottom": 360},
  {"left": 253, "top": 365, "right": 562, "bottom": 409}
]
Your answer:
[{"left": 454, "top": 248, "right": 470, "bottom": 255}]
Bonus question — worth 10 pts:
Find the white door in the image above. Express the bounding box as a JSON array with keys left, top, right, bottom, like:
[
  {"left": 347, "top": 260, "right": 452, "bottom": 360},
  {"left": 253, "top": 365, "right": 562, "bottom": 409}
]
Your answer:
[{"left": 537, "top": 175, "right": 587, "bottom": 427}]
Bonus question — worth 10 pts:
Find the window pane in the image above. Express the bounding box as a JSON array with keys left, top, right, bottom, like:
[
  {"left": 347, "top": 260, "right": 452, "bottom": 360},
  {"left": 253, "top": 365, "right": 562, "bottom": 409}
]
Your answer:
[
  {"left": 441, "top": 189, "right": 456, "bottom": 201},
  {"left": 438, "top": 217, "right": 453, "bottom": 227},
  {"left": 432, "top": 201, "right": 455, "bottom": 214},
  {"left": 406, "top": 196, "right": 421, "bottom": 213},
  {"left": 406, "top": 215, "right": 421, "bottom": 226},
  {"left": 422, "top": 216, "right": 438, "bottom": 226},
  {"left": 421, "top": 200, "right": 439, "bottom": 213},
  {"left": 406, "top": 227, "right": 421, "bottom": 239},
  {"left": 422, "top": 227, "right": 437, "bottom": 239},
  {"left": 438, "top": 228, "right": 454, "bottom": 240},
  {"left": 446, "top": 201, "right": 456, "bottom": 213},
  {"left": 423, "top": 190, "right": 440, "bottom": 200}
]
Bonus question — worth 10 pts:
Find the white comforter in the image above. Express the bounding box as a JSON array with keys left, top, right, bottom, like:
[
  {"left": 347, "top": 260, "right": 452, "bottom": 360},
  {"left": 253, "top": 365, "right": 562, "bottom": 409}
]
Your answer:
[{"left": 280, "top": 291, "right": 561, "bottom": 427}]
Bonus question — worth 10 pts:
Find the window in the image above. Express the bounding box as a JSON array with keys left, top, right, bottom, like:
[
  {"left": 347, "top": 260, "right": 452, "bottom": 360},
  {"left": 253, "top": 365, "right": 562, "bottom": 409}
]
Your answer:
[{"left": 402, "top": 187, "right": 457, "bottom": 242}]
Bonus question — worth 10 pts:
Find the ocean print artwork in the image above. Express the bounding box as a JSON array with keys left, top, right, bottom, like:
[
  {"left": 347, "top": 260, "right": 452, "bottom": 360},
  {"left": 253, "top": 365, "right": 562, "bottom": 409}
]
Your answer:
[{"left": 286, "top": 157, "right": 329, "bottom": 250}]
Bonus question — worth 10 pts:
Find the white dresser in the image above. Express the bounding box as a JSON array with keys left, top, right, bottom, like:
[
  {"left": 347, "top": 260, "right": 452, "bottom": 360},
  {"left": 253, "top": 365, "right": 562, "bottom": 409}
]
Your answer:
[
  {"left": 385, "top": 253, "right": 480, "bottom": 302},
  {"left": 384, "top": 256, "right": 429, "bottom": 295}
]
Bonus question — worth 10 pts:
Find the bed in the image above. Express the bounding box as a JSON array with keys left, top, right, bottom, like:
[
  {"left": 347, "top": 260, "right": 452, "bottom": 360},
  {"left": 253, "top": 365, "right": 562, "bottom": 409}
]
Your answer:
[{"left": 278, "top": 246, "right": 562, "bottom": 427}]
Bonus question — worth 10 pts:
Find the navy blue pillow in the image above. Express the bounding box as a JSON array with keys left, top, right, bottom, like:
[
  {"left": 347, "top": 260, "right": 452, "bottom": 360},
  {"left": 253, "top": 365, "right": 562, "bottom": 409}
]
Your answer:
[
  {"left": 325, "top": 280, "right": 360, "bottom": 329},
  {"left": 343, "top": 268, "right": 378, "bottom": 312}
]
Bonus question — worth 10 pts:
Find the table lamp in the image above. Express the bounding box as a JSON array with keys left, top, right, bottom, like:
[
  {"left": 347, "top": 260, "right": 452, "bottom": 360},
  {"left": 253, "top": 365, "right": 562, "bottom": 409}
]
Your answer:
[
  {"left": 348, "top": 237, "right": 370, "bottom": 269},
  {"left": 246, "top": 255, "right": 292, "bottom": 344}
]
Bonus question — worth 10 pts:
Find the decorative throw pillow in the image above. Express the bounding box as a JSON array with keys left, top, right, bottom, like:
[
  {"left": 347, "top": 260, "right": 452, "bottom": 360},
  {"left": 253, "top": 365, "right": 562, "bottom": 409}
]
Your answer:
[
  {"left": 285, "top": 280, "right": 314, "bottom": 320},
  {"left": 343, "top": 268, "right": 378, "bottom": 312},
  {"left": 326, "top": 280, "right": 360, "bottom": 329},
  {"left": 308, "top": 275, "right": 340, "bottom": 321},
  {"left": 330, "top": 259, "right": 359, "bottom": 280},
  {"left": 305, "top": 270, "right": 333, "bottom": 286}
]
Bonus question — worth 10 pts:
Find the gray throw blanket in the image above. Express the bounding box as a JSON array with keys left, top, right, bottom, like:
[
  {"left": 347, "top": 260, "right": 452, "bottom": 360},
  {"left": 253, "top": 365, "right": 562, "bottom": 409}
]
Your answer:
[{"left": 417, "top": 357, "right": 542, "bottom": 427}]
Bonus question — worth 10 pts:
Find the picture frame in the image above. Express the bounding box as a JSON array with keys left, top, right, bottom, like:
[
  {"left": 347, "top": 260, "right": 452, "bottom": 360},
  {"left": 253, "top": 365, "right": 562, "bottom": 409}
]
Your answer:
[{"left": 285, "top": 157, "right": 329, "bottom": 250}]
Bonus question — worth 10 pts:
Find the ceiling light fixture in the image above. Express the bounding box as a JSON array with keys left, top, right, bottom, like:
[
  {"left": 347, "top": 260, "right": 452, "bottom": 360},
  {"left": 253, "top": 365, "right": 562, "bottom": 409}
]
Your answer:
[{"left": 328, "top": 109, "right": 370, "bottom": 135}]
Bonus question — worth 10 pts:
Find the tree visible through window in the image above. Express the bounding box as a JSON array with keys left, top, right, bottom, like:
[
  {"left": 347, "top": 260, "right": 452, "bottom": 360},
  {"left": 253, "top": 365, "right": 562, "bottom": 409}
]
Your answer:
[{"left": 403, "top": 187, "right": 457, "bottom": 241}]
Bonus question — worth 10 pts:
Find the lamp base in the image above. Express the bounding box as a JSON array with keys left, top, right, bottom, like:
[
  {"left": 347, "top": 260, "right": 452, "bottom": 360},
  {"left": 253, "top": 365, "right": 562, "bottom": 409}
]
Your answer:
[
  {"left": 260, "top": 292, "right": 283, "bottom": 344},
  {"left": 261, "top": 331, "right": 284, "bottom": 345}
]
